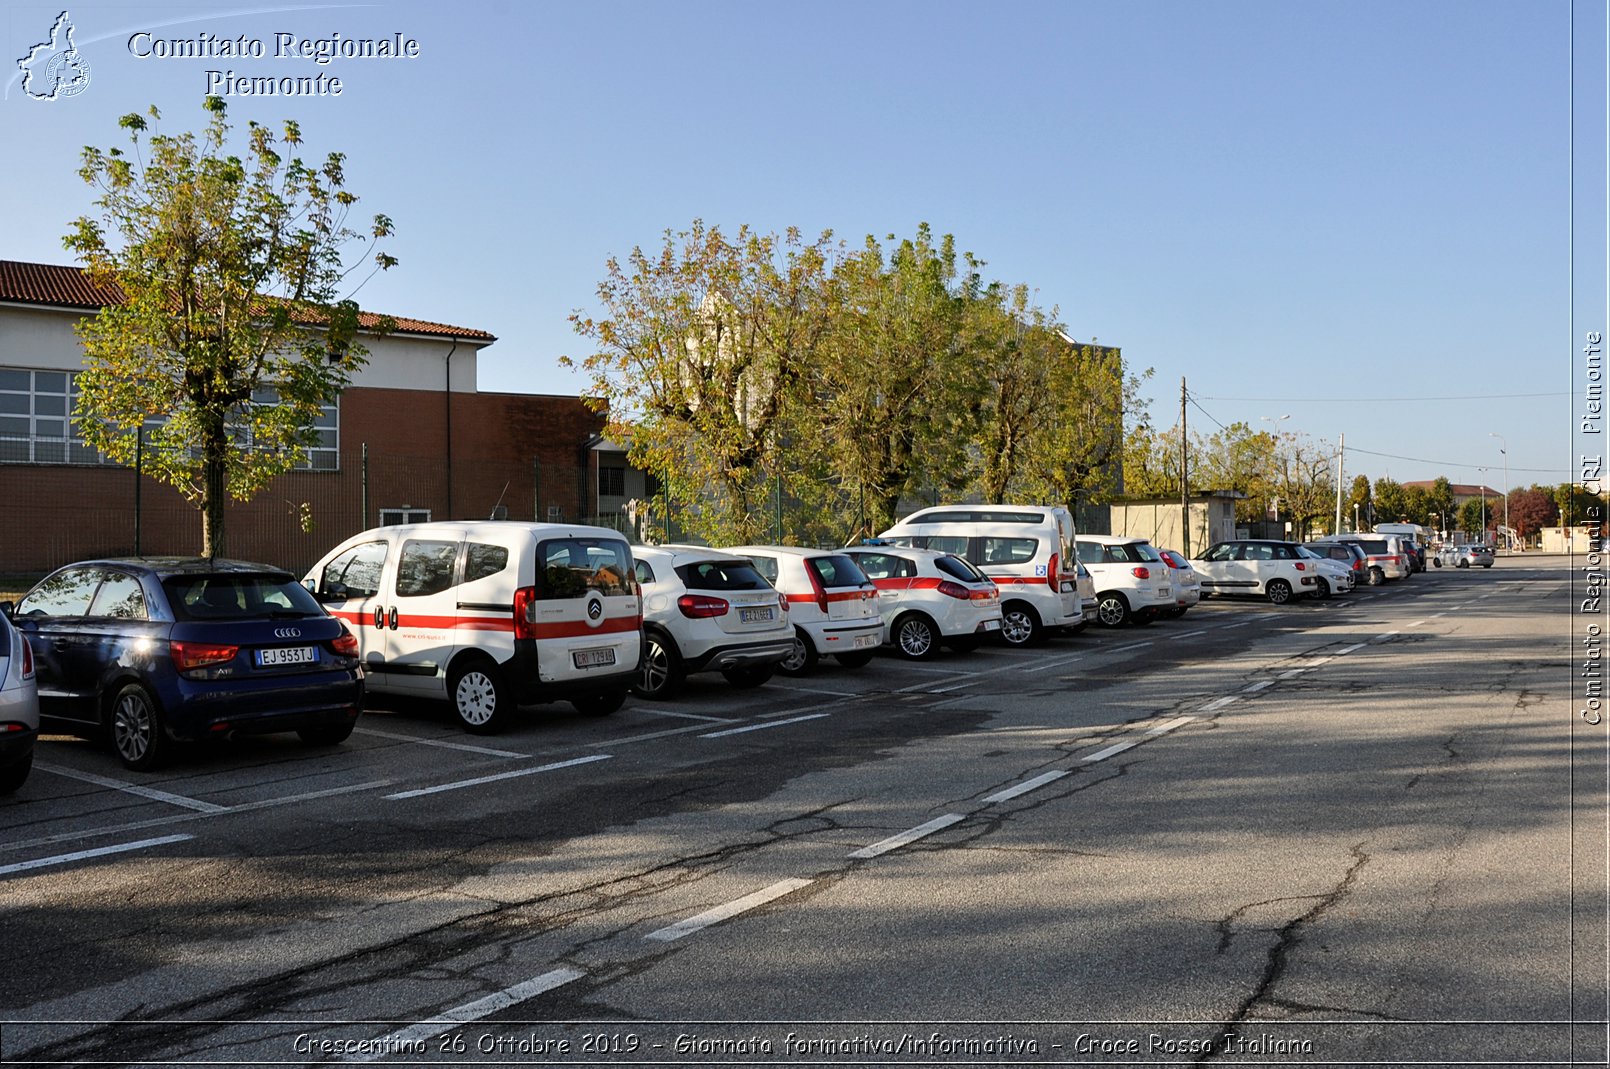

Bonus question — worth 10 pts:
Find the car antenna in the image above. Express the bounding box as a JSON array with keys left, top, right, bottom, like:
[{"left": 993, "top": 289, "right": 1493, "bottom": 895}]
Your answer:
[{"left": 489, "top": 481, "right": 510, "bottom": 521}]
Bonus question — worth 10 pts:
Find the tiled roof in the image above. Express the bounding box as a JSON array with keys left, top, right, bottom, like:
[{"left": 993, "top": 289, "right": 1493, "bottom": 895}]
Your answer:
[
  {"left": 0, "top": 259, "right": 496, "bottom": 343},
  {"left": 1401, "top": 480, "right": 1501, "bottom": 496}
]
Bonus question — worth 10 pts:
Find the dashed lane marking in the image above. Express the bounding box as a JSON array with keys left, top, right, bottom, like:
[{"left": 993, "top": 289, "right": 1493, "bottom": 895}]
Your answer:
[
  {"left": 700, "top": 713, "right": 831, "bottom": 739},
  {"left": 1336, "top": 642, "right": 1367, "bottom": 655},
  {"left": 766, "top": 683, "right": 858, "bottom": 697},
  {"left": 638, "top": 710, "right": 739, "bottom": 723},
  {"left": 1373, "top": 630, "right": 1400, "bottom": 643},
  {"left": 345, "top": 968, "right": 586, "bottom": 1061},
  {"left": 385, "top": 755, "right": 612, "bottom": 800},
  {"left": 848, "top": 814, "right": 967, "bottom": 860},
  {"left": 1242, "top": 680, "right": 1274, "bottom": 693},
  {"left": 0, "top": 834, "right": 194, "bottom": 878},
  {"left": 645, "top": 878, "right": 815, "bottom": 941},
  {"left": 982, "top": 770, "right": 1070, "bottom": 804},
  {"left": 34, "top": 763, "right": 229, "bottom": 813},
  {"left": 1110, "top": 640, "right": 1153, "bottom": 653}
]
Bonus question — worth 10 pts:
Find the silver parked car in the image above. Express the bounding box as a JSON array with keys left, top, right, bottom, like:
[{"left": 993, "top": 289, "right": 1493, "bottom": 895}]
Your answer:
[
  {"left": 0, "top": 604, "right": 40, "bottom": 795},
  {"left": 1435, "top": 544, "right": 1495, "bottom": 569}
]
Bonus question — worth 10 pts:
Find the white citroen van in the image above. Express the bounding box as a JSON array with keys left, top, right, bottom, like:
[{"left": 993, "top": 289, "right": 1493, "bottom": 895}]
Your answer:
[
  {"left": 877, "top": 505, "right": 1084, "bottom": 646},
  {"left": 306, "top": 521, "right": 642, "bottom": 733}
]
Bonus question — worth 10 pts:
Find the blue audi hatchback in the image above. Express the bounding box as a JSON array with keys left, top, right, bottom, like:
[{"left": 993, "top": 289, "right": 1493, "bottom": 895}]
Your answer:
[{"left": 9, "top": 558, "right": 363, "bottom": 771}]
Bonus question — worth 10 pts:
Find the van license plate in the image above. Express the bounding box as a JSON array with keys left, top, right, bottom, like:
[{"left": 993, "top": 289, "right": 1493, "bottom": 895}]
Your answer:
[
  {"left": 739, "top": 607, "right": 774, "bottom": 623},
  {"left": 573, "top": 648, "right": 616, "bottom": 669},
  {"left": 257, "top": 646, "right": 316, "bottom": 667}
]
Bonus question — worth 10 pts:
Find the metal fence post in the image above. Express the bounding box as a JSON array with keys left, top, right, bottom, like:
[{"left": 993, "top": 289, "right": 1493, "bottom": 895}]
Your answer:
[{"left": 360, "top": 442, "right": 369, "bottom": 531}]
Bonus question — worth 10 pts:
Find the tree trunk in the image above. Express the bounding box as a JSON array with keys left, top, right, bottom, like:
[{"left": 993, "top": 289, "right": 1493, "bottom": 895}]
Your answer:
[{"left": 201, "top": 423, "right": 228, "bottom": 559}]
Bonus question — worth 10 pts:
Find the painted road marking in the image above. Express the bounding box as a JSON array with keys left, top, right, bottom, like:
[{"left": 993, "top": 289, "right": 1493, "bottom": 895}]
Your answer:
[
  {"left": 1202, "top": 694, "right": 1240, "bottom": 711},
  {"left": 1110, "top": 641, "right": 1153, "bottom": 653},
  {"left": 1083, "top": 740, "right": 1137, "bottom": 762},
  {"left": 1242, "top": 680, "right": 1274, "bottom": 693},
  {"left": 1278, "top": 669, "right": 1307, "bottom": 679},
  {"left": 766, "top": 683, "right": 858, "bottom": 697},
  {"left": 1406, "top": 619, "right": 1427, "bottom": 628},
  {"left": 849, "top": 814, "right": 967, "bottom": 859},
  {"left": 345, "top": 968, "right": 586, "bottom": 1061},
  {"left": 1373, "top": 630, "right": 1400, "bottom": 643},
  {"left": 34, "top": 763, "right": 229, "bottom": 813},
  {"left": 385, "top": 755, "right": 612, "bottom": 800},
  {"left": 645, "top": 878, "right": 814, "bottom": 941},
  {"left": 0, "top": 834, "right": 194, "bottom": 878},
  {"left": 354, "top": 728, "right": 527, "bottom": 759},
  {"left": 1336, "top": 643, "right": 1367, "bottom": 655},
  {"left": 701, "top": 714, "right": 832, "bottom": 739},
  {"left": 639, "top": 710, "right": 739, "bottom": 723},
  {"left": 1176, "top": 629, "right": 1208, "bottom": 638},
  {"left": 982, "top": 771, "right": 1069, "bottom": 804}
]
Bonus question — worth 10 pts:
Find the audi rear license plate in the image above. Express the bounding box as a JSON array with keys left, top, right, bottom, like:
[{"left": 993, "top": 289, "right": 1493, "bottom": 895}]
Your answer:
[
  {"left": 256, "top": 646, "right": 317, "bottom": 667},
  {"left": 739, "top": 606, "right": 774, "bottom": 623},
  {"left": 573, "top": 647, "right": 617, "bottom": 669}
]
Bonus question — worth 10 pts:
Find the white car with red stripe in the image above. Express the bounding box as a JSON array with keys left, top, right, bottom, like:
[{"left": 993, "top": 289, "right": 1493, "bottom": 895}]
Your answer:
[
  {"left": 876, "top": 505, "right": 1083, "bottom": 647},
  {"left": 721, "top": 546, "right": 882, "bottom": 674},
  {"left": 842, "top": 545, "right": 1002, "bottom": 658},
  {"left": 306, "top": 521, "right": 642, "bottom": 733}
]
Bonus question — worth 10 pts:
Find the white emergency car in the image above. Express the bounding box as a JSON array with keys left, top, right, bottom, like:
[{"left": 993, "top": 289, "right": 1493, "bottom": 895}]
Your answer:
[
  {"left": 841, "top": 544, "right": 1003, "bottom": 658},
  {"left": 721, "top": 546, "right": 881, "bottom": 674},
  {"left": 631, "top": 545, "right": 794, "bottom": 699},
  {"left": 306, "top": 521, "right": 642, "bottom": 733},
  {"left": 876, "top": 505, "right": 1082, "bottom": 647}
]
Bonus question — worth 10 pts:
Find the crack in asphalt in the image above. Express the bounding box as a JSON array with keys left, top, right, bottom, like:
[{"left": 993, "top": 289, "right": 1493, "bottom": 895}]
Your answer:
[{"left": 1198, "top": 843, "right": 1371, "bottom": 1065}]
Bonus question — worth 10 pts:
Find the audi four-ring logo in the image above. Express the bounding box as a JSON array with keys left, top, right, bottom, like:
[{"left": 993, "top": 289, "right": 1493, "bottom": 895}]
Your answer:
[{"left": 273, "top": 627, "right": 302, "bottom": 639}]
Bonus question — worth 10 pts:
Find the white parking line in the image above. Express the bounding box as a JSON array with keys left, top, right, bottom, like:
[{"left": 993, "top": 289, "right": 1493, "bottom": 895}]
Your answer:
[
  {"left": 1145, "top": 715, "right": 1197, "bottom": 735},
  {"left": 1110, "top": 641, "right": 1153, "bottom": 653},
  {"left": 1082, "top": 740, "right": 1137, "bottom": 762},
  {"left": 1336, "top": 642, "right": 1367, "bottom": 655},
  {"left": 34, "top": 763, "right": 229, "bottom": 813},
  {"left": 982, "top": 770, "right": 1069, "bottom": 804},
  {"left": 1406, "top": 619, "right": 1427, "bottom": 628},
  {"left": 897, "top": 676, "right": 969, "bottom": 693},
  {"left": 1201, "top": 695, "right": 1240, "bottom": 712},
  {"left": 848, "top": 814, "right": 967, "bottom": 859},
  {"left": 1025, "top": 653, "right": 1086, "bottom": 673},
  {"left": 354, "top": 728, "right": 527, "bottom": 759},
  {"left": 0, "top": 834, "right": 194, "bottom": 877},
  {"left": 1220, "top": 621, "right": 1253, "bottom": 628},
  {"left": 766, "top": 683, "right": 858, "bottom": 697},
  {"left": 385, "top": 755, "right": 612, "bottom": 800},
  {"left": 345, "top": 968, "right": 586, "bottom": 1061},
  {"left": 1242, "top": 680, "right": 1274, "bottom": 693},
  {"left": 1175, "top": 629, "right": 1208, "bottom": 638},
  {"left": 700, "top": 713, "right": 831, "bottom": 739},
  {"left": 1277, "top": 668, "right": 1306, "bottom": 679},
  {"left": 645, "top": 878, "right": 814, "bottom": 941},
  {"left": 1427, "top": 612, "right": 1447, "bottom": 619},
  {"left": 638, "top": 710, "right": 739, "bottom": 723},
  {"left": 1373, "top": 630, "right": 1400, "bottom": 643}
]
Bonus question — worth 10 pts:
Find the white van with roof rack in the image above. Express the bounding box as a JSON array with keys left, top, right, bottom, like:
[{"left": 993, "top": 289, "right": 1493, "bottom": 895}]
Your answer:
[
  {"left": 876, "top": 505, "right": 1085, "bottom": 646},
  {"left": 305, "top": 521, "right": 642, "bottom": 733}
]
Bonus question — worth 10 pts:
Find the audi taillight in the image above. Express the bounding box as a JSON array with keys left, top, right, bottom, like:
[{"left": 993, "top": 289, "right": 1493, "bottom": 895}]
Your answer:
[
  {"left": 936, "top": 581, "right": 971, "bottom": 600},
  {"left": 513, "top": 586, "right": 538, "bottom": 640},
  {"left": 1131, "top": 566, "right": 1151, "bottom": 579},
  {"left": 327, "top": 624, "right": 359, "bottom": 657},
  {"left": 170, "top": 640, "right": 239, "bottom": 675},
  {"left": 677, "top": 594, "right": 730, "bottom": 619}
]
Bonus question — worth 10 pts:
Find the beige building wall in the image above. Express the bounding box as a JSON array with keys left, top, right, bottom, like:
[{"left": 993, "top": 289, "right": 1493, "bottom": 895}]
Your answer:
[{"left": 1107, "top": 496, "right": 1240, "bottom": 554}]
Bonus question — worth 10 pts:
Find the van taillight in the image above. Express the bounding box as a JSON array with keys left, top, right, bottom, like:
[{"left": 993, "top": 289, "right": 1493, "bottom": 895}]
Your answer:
[
  {"left": 1047, "top": 552, "right": 1059, "bottom": 591},
  {"left": 936, "top": 581, "right": 971, "bottom": 600},
  {"left": 678, "top": 594, "right": 730, "bottom": 619},
  {"left": 513, "top": 586, "right": 538, "bottom": 640},
  {"left": 1131, "top": 566, "right": 1150, "bottom": 580},
  {"left": 170, "top": 640, "right": 239, "bottom": 674}
]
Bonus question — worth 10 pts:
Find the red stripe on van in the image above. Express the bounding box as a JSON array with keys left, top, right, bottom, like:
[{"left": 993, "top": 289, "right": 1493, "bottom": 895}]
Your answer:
[{"left": 520, "top": 616, "right": 641, "bottom": 640}]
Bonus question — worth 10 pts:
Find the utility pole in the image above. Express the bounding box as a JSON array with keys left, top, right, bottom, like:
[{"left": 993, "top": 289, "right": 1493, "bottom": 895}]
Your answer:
[
  {"left": 1333, "top": 432, "right": 1345, "bottom": 535},
  {"left": 1180, "top": 377, "right": 1189, "bottom": 555}
]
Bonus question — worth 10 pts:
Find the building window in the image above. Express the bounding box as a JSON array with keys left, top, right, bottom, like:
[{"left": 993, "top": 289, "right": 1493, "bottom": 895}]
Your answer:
[
  {"left": 0, "top": 367, "right": 338, "bottom": 469},
  {"left": 598, "top": 464, "right": 626, "bottom": 498},
  {"left": 378, "top": 507, "right": 431, "bottom": 526}
]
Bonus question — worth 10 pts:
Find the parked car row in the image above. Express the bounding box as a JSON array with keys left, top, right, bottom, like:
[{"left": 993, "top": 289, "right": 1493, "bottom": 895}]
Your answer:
[{"left": 0, "top": 507, "right": 1488, "bottom": 789}]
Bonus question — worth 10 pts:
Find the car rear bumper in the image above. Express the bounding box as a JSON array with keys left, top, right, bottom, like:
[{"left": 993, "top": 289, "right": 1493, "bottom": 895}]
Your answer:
[
  {"left": 166, "top": 671, "right": 364, "bottom": 740},
  {"left": 684, "top": 637, "right": 796, "bottom": 674}
]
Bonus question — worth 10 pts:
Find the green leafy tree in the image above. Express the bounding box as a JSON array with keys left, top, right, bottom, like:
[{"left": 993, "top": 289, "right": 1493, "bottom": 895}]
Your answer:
[
  {"left": 1426, "top": 477, "right": 1456, "bottom": 532},
  {"left": 565, "top": 221, "right": 836, "bottom": 545},
  {"left": 1460, "top": 497, "right": 1491, "bottom": 538},
  {"left": 1347, "top": 474, "right": 1372, "bottom": 530},
  {"left": 1270, "top": 433, "right": 1335, "bottom": 541},
  {"left": 64, "top": 98, "right": 394, "bottom": 557},
  {"left": 1373, "top": 477, "right": 1407, "bottom": 526}
]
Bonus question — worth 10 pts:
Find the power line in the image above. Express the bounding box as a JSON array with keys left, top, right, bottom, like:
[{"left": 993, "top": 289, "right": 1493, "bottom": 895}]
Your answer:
[
  {"left": 1194, "top": 392, "right": 1568, "bottom": 402},
  {"left": 1343, "top": 445, "right": 1569, "bottom": 476}
]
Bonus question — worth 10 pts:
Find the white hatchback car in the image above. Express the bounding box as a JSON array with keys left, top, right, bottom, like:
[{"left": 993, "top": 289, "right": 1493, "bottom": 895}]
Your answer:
[
  {"left": 1194, "top": 540, "right": 1321, "bottom": 604},
  {"left": 0, "top": 606, "right": 39, "bottom": 795},
  {"left": 631, "top": 546, "right": 794, "bottom": 700},
  {"left": 1074, "top": 535, "right": 1177, "bottom": 627},
  {"left": 722, "top": 547, "right": 882, "bottom": 674},
  {"left": 842, "top": 545, "right": 1003, "bottom": 658},
  {"left": 1297, "top": 546, "right": 1354, "bottom": 597},
  {"left": 1156, "top": 548, "right": 1201, "bottom": 617}
]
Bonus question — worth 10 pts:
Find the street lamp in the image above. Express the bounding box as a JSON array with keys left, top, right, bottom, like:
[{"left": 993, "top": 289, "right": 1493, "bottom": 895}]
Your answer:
[{"left": 1489, "top": 432, "right": 1509, "bottom": 552}]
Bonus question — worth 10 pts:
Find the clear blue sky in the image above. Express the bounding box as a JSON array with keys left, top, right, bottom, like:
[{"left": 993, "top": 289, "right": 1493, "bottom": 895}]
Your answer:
[{"left": 3, "top": 1, "right": 1595, "bottom": 492}]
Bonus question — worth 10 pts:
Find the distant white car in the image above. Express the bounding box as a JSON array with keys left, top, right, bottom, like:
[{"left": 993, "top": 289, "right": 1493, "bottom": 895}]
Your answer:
[
  {"left": 1297, "top": 546, "right": 1355, "bottom": 597},
  {"left": 1074, "top": 535, "right": 1177, "bottom": 627},
  {"left": 0, "top": 606, "right": 39, "bottom": 795},
  {"left": 1193, "top": 540, "right": 1322, "bottom": 604},
  {"left": 722, "top": 546, "right": 882, "bottom": 674},
  {"left": 1156, "top": 548, "right": 1201, "bottom": 617},
  {"left": 631, "top": 545, "right": 795, "bottom": 700},
  {"left": 842, "top": 545, "right": 1003, "bottom": 658}
]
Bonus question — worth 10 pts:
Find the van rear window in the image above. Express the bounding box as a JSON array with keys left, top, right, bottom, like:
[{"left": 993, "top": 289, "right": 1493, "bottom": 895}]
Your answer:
[{"left": 536, "top": 538, "right": 633, "bottom": 600}]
